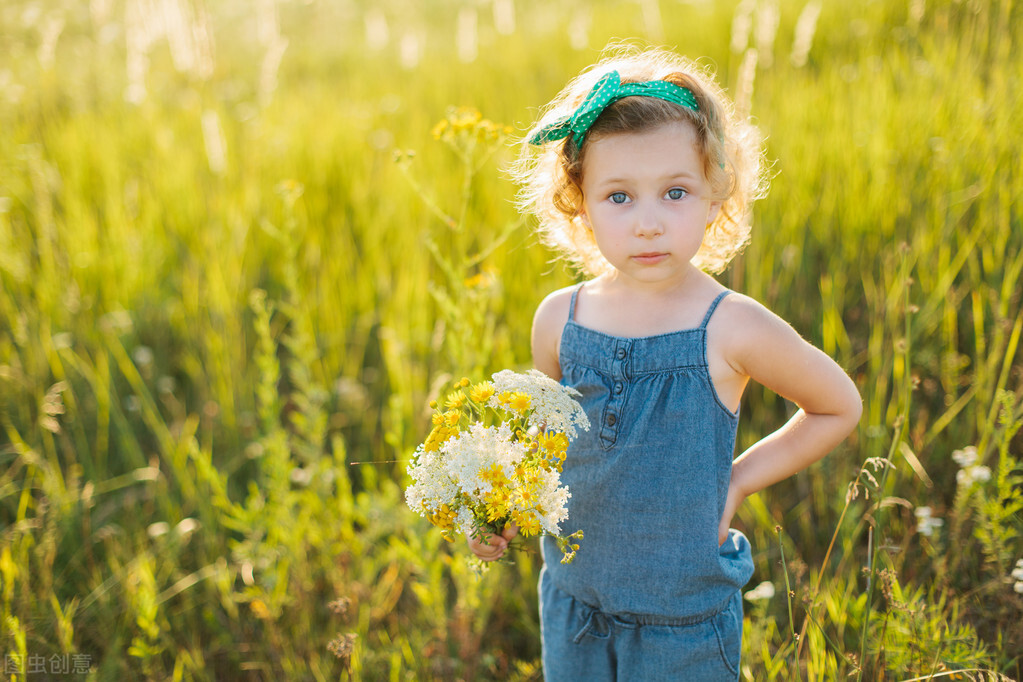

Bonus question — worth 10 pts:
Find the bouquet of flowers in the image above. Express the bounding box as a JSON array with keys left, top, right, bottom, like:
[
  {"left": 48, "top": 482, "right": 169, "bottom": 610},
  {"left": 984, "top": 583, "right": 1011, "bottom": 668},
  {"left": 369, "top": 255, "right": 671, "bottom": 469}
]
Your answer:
[{"left": 405, "top": 369, "right": 590, "bottom": 564}]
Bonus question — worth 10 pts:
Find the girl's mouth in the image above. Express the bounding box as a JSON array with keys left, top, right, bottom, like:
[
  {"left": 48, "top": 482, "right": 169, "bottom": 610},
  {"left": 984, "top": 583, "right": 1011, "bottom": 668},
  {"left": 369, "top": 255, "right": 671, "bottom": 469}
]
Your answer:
[{"left": 632, "top": 252, "right": 668, "bottom": 265}]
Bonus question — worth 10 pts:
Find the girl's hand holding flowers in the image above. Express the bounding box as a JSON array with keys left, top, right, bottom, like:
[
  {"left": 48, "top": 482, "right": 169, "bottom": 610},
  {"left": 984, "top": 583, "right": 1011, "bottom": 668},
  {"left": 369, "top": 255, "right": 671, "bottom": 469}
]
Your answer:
[
  {"left": 405, "top": 370, "right": 589, "bottom": 565},
  {"left": 468, "top": 523, "right": 520, "bottom": 562}
]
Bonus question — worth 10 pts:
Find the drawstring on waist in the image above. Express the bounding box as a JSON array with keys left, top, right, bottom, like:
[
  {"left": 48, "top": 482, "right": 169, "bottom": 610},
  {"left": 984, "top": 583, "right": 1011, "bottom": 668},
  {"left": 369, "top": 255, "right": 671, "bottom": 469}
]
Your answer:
[{"left": 571, "top": 594, "right": 731, "bottom": 643}]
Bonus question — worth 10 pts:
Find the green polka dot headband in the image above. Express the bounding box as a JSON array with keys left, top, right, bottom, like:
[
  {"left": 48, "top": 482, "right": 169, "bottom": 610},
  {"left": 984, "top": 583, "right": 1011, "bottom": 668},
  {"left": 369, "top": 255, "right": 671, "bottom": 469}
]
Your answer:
[{"left": 529, "top": 70, "right": 699, "bottom": 149}]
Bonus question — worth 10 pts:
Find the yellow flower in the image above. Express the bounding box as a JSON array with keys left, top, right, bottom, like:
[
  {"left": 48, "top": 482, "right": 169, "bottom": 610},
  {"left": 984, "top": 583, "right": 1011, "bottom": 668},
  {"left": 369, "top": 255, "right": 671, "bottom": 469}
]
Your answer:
[
  {"left": 428, "top": 503, "right": 456, "bottom": 531},
  {"left": 424, "top": 424, "right": 458, "bottom": 451},
  {"left": 497, "top": 390, "right": 531, "bottom": 413},
  {"left": 464, "top": 271, "right": 496, "bottom": 289},
  {"left": 445, "top": 390, "right": 466, "bottom": 410},
  {"left": 431, "top": 119, "right": 450, "bottom": 140},
  {"left": 443, "top": 410, "right": 461, "bottom": 427},
  {"left": 509, "top": 392, "right": 531, "bottom": 413},
  {"left": 470, "top": 381, "right": 496, "bottom": 404},
  {"left": 516, "top": 485, "right": 536, "bottom": 508},
  {"left": 479, "top": 462, "right": 508, "bottom": 488},
  {"left": 250, "top": 599, "right": 271, "bottom": 620},
  {"left": 512, "top": 510, "right": 541, "bottom": 537},
  {"left": 484, "top": 487, "right": 510, "bottom": 522}
]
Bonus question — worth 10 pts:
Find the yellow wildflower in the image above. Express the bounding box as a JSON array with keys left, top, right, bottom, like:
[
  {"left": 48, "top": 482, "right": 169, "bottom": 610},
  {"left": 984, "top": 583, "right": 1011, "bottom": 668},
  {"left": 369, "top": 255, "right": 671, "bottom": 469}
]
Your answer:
[
  {"left": 497, "top": 391, "right": 531, "bottom": 413},
  {"left": 470, "top": 381, "right": 496, "bottom": 404},
  {"left": 484, "top": 487, "right": 510, "bottom": 522},
  {"left": 445, "top": 390, "right": 466, "bottom": 410},
  {"left": 511, "top": 393, "right": 532, "bottom": 412},
  {"left": 250, "top": 599, "right": 271, "bottom": 620},
  {"left": 431, "top": 119, "right": 450, "bottom": 140},
  {"left": 479, "top": 462, "right": 508, "bottom": 488},
  {"left": 443, "top": 410, "right": 461, "bottom": 427},
  {"left": 512, "top": 510, "right": 541, "bottom": 537}
]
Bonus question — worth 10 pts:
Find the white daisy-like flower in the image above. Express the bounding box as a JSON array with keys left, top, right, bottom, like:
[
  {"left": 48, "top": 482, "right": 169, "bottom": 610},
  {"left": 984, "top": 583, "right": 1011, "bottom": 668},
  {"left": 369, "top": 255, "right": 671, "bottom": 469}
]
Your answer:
[
  {"left": 969, "top": 465, "right": 991, "bottom": 484},
  {"left": 913, "top": 506, "right": 944, "bottom": 538},
  {"left": 490, "top": 369, "right": 591, "bottom": 438},
  {"left": 951, "top": 446, "right": 978, "bottom": 468},
  {"left": 956, "top": 464, "right": 992, "bottom": 489}
]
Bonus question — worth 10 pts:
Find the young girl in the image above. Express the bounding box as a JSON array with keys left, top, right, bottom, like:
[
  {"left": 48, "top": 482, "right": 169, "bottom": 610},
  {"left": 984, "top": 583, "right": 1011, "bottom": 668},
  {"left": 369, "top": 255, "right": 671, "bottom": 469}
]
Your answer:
[{"left": 469, "top": 46, "right": 862, "bottom": 680}]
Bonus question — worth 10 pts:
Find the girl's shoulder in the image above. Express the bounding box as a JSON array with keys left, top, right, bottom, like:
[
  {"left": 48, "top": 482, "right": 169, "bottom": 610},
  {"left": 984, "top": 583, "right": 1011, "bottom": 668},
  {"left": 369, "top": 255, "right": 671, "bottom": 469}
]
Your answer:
[
  {"left": 708, "top": 290, "right": 820, "bottom": 378},
  {"left": 711, "top": 291, "right": 794, "bottom": 338},
  {"left": 533, "top": 284, "right": 579, "bottom": 327},
  {"left": 531, "top": 284, "right": 581, "bottom": 381}
]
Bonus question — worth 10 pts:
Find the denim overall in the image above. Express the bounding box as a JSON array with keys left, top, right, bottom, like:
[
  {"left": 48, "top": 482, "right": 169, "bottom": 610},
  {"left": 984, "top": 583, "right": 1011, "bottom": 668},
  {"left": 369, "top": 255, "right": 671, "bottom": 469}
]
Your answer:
[{"left": 539, "top": 286, "right": 754, "bottom": 681}]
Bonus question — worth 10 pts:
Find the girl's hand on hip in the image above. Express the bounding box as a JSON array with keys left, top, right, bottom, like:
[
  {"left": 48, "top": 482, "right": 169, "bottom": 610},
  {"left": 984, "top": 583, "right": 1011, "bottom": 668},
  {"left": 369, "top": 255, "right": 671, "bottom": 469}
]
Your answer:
[
  {"left": 467, "top": 524, "right": 520, "bottom": 561},
  {"left": 718, "top": 481, "right": 746, "bottom": 546}
]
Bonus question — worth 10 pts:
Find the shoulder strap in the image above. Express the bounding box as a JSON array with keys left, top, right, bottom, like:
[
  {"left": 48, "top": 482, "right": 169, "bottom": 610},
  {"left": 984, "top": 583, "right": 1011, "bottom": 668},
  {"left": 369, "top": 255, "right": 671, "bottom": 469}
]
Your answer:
[
  {"left": 567, "top": 283, "right": 584, "bottom": 321},
  {"left": 699, "top": 291, "right": 731, "bottom": 328}
]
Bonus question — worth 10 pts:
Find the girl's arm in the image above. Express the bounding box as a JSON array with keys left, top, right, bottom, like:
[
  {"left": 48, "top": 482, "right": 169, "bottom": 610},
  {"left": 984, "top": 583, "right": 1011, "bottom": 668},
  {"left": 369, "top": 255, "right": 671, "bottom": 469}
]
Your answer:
[{"left": 714, "top": 296, "right": 862, "bottom": 543}]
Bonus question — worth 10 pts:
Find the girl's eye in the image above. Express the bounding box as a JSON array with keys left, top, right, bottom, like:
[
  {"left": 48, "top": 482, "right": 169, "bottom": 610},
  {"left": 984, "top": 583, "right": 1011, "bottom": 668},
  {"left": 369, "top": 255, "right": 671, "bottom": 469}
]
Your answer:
[
  {"left": 666, "top": 187, "right": 687, "bottom": 200},
  {"left": 609, "top": 192, "right": 629, "bottom": 204}
]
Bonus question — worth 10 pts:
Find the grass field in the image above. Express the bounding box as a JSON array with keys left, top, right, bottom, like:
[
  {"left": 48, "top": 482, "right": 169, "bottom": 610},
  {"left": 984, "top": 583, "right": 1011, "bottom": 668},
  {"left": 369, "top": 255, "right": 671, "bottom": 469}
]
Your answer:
[{"left": 1, "top": 0, "right": 1022, "bottom": 679}]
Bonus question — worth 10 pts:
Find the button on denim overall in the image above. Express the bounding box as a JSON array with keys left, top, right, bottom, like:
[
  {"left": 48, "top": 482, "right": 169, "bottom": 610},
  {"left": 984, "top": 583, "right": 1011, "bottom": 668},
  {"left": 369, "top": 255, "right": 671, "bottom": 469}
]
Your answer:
[{"left": 540, "top": 286, "right": 754, "bottom": 681}]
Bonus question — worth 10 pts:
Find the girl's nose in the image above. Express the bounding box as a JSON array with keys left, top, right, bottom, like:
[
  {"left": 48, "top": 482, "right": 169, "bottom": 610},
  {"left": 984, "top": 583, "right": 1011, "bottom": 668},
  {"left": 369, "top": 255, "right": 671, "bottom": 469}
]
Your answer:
[{"left": 634, "top": 205, "right": 664, "bottom": 238}]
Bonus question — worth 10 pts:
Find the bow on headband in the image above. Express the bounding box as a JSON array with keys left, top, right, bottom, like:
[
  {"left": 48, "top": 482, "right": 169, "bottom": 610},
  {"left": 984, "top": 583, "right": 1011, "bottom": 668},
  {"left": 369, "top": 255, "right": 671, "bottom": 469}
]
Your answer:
[{"left": 529, "top": 70, "right": 699, "bottom": 148}]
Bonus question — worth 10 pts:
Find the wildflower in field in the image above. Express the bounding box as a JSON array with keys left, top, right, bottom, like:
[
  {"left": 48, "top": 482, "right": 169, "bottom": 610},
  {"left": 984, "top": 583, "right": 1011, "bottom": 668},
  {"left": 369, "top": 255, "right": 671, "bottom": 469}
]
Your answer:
[
  {"left": 951, "top": 445, "right": 978, "bottom": 468},
  {"left": 405, "top": 369, "right": 589, "bottom": 563},
  {"left": 327, "top": 632, "right": 357, "bottom": 664},
  {"left": 952, "top": 445, "right": 992, "bottom": 490},
  {"left": 914, "top": 506, "right": 944, "bottom": 538},
  {"left": 744, "top": 581, "right": 776, "bottom": 601},
  {"left": 956, "top": 464, "right": 991, "bottom": 487},
  {"left": 1011, "top": 559, "right": 1023, "bottom": 594},
  {"left": 250, "top": 599, "right": 271, "bottom": 620},
  {"left": 430, "top": 106, "right": 513, "bottom": 147}
]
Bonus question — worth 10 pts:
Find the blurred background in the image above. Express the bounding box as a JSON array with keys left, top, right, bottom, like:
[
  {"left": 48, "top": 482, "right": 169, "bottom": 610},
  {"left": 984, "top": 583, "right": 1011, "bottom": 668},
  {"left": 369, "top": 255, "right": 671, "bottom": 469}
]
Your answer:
[{"left": 0, "top": 0, "right": 1021, "bottom": 679}]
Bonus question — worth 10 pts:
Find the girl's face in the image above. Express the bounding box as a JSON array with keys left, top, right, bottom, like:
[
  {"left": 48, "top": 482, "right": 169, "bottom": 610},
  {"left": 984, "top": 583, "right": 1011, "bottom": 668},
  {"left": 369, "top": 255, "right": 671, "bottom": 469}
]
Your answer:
[{"left": 578, "top": 122, "right": 720, "bottom": 287}]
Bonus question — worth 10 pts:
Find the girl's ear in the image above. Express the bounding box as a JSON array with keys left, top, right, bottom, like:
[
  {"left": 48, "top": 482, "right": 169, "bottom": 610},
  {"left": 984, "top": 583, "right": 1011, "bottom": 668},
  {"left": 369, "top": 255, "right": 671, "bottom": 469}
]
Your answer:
[
  {"left": 577, "top": 209, "right": 592, "bottom": 230},
  {"left": 707, "top": 202, "right": 722, "bottom": 225}
]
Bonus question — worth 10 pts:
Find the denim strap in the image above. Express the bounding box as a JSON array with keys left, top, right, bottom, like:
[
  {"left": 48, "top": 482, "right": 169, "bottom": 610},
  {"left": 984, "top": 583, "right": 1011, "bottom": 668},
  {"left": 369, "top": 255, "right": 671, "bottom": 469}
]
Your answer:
[{"left": 699, "top": 291, "right": 731, "bottom": 328}]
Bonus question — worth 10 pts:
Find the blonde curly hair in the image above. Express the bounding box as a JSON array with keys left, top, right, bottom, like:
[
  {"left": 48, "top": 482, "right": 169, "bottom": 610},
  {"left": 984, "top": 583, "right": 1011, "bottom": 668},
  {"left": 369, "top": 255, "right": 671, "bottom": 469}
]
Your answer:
[{"left": 512, "top": 45, "right": 768, "bottom": 276}]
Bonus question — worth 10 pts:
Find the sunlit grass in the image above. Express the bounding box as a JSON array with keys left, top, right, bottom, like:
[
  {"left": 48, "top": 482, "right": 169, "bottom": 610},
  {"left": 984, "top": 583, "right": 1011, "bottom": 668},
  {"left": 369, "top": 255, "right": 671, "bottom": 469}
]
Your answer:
[{"left": 0, "top": 0, "right": 1021, "bottom": 679}]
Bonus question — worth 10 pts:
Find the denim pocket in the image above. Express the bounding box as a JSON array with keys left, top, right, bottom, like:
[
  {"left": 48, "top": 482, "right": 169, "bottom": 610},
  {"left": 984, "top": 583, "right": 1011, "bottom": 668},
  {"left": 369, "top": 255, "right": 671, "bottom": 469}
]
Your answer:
[{"left": 710, "top": 594, "right": 742, "bottom": 678}]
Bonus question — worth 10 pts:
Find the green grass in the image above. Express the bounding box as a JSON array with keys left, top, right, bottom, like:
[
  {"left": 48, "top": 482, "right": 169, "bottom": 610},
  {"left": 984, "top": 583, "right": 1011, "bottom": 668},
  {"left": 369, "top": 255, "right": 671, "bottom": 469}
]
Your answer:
[{"left": 1, "top": 0, "right": 1021, "bottom": 679}]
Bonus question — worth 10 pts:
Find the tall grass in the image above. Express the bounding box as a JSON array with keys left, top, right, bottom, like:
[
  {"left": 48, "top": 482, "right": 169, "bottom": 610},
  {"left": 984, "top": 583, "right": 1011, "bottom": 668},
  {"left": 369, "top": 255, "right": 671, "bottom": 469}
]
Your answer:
[{"left": 0, "top": 0, "right": 1020, "bottom": 679}]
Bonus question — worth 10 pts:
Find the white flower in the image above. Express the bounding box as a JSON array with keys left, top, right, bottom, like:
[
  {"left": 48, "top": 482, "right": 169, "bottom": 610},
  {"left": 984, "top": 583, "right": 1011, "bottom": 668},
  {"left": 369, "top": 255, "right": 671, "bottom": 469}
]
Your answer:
[
  {"left": 951, "top": 446, "right": 978, "bottom": 468},
  {"left": 956, "top": 464, "right": 992, "bottom": 489},
  {"left": 744, "top": 581, "right": 776, "bottom": 601},
  {"left": 1011, "top": 559, "right": 1023, "bottom": 582},
  {"left": 529, "top": 472, "right": 571, "bottom": 535},
  {"left": 970, "top": 465, "right": 991, "bottom": 484},
  {"left": 446, "top": 423, "right": 525, "bottom": 498},
  {"left": 914, "top": 506, "right": 944, "bottom": 538},
  {"left": 1014, "top": 582, "right": 1023, "bottom": 594},
  {"left": 454, "top": 506, "right": 475, "bottom": 537},
  {"left": 490, "top": 369, "right": 590, "bottom": 438},
  {"left": 405, "top": 447, "right": 460, "bottom": 513}
]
